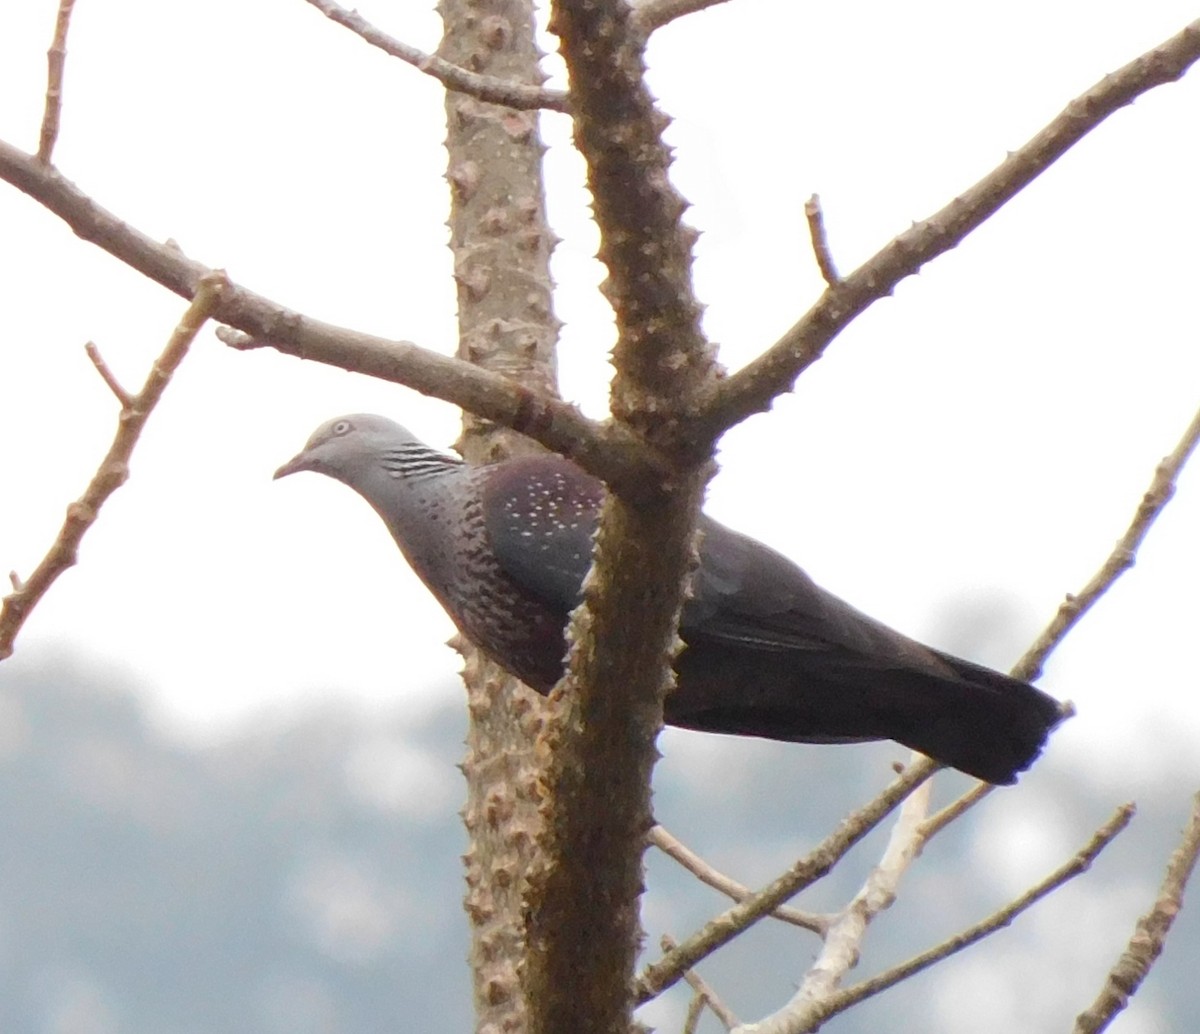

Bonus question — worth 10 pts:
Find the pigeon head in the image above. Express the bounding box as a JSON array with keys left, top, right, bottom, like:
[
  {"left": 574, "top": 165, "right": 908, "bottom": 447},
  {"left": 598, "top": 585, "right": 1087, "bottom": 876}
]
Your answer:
[{"left": 274, "top": 414, "right": 429, "bottom": 485}]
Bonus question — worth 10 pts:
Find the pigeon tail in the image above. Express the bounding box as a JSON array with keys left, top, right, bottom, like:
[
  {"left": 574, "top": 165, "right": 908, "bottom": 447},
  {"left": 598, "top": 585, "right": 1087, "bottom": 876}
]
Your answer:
[{"left": 669, "top": 644, "right": 1063, "bottom": 784}]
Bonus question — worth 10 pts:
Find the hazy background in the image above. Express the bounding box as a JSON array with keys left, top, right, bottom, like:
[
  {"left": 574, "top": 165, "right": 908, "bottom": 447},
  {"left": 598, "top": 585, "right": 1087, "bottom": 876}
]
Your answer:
[
  {"left": 1, "top": 1, "right": 1199, "bottom": 1030},
  {"left": 0, "top": 659, "right": 1197, "bottom": 1033}
]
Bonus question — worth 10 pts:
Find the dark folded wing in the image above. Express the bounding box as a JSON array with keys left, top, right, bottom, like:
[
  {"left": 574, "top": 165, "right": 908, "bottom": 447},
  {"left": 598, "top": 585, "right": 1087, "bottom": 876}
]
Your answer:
[
  {"left": 480, "top": 454, "right": 601, "bottom": 613},
  {"left": 684, "top": 519, "right": 961, "bottom": 681}
]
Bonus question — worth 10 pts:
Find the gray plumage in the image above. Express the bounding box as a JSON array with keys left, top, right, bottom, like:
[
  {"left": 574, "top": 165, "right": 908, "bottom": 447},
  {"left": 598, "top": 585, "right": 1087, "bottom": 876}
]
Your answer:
[{"left": 276, "top": 414, "right": 1063, "bottom": 784}]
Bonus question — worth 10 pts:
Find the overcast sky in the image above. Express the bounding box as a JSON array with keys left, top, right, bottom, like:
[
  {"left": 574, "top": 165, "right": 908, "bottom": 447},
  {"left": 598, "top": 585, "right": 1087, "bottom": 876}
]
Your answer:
[{"left": 1, "top": 0, "right": 1199, "bottom": 803}]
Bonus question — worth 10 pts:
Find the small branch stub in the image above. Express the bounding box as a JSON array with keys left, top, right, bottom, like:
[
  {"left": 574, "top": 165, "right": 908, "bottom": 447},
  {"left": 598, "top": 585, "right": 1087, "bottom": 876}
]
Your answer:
[
  {"left": 804, "top": 194, "right": 841, "bottom": 286},
  {"left": 37, "top": 0, "right": 78, "bottom": 163},
  {"left": 85, "top": 341, "right": 133, "bottom": 406}
]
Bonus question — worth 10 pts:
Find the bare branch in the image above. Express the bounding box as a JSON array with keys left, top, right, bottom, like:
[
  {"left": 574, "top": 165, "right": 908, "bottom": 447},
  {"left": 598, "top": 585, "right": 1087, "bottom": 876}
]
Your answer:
[
  {"left": 635, "top": 758, "right": 937, "bottom": 1004},
  {"left": 301, "top": 0, "right": 569, "bottom": 112},
  {"left": 0, "top": 138, "right": 670, "bottom": 494},
  {"left": 0, "top": 271, "right": 227, "bottom": 660},
  {"left": 696, "top": 19, "right": 1200, "bottom": 443},
  {"left": 1074, "top": 793, "right": 1200, "bottom": 1034},
  {"left": 1014, "top": 402, "right": 1200, "bottom": 682},
  {"left": 771, "top": 803, "right": 1138, "bottom": 1033},
  {"left": 630, "top": 0, "right": 733, "bottom": 34},
  {"left": 803, "top": 194, "right": 840, "bottom": 287},
  {"left": 649, "top": 825, "right": 827, "bottom": 933},
  {"left": 662, "top": 935, "right": 741, "bottom": 1030},
  {"left": 37, "top": 0, "right": 77, "bottom": 163}
]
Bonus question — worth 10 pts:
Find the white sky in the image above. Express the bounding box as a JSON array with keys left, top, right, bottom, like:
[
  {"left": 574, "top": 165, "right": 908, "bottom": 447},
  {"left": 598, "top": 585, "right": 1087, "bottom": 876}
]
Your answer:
[{"left": 1, "top": 0, "right": 1199, "bottom": 802}]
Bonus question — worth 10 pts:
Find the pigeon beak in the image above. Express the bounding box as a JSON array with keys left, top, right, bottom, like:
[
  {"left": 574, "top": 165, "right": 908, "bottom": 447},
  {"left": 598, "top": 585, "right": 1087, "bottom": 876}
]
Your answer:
[{"left": 273, "top": 451, "right": 311, "bottom": 480}]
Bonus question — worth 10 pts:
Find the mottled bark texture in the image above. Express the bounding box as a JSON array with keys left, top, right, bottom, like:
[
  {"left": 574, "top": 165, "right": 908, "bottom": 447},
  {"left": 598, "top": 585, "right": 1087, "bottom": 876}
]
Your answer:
[
  {"left": 521, "top": 2, "right": 722, "bottom": 1033},
  {"left": 437, "top": 1, "right": 561, "bottom": 1031}
]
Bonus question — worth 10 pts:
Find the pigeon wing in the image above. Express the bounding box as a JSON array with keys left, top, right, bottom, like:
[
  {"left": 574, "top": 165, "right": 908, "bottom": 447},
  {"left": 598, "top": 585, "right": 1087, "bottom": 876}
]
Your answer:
[{"left": 480, "top": 454, "right": 602, "bottom": 613}]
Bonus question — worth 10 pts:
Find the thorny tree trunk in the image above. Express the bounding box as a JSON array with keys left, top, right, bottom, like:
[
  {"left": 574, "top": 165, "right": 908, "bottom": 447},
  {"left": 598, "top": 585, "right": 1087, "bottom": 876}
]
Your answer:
[{"left": 438, "top": 0, "right": 560, "bottom": 1030}]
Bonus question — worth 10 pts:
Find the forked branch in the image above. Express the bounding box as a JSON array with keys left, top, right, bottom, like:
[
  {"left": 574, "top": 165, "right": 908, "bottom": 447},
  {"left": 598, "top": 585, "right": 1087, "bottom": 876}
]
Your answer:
[{"left": 0, "top": 272, "right": 227, "bottom": 659}]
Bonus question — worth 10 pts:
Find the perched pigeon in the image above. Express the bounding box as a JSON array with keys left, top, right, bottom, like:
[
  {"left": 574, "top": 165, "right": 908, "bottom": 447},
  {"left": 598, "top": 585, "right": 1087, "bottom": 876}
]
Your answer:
[{"left": 277, "top": 414, "right": 1063, "bottom": 783}]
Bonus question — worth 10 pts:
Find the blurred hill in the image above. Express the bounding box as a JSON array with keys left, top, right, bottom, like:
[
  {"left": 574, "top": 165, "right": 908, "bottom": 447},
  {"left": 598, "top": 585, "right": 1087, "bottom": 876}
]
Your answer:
[{"left": 0, "top": 651, "right": 1195, "bottom": 1033}]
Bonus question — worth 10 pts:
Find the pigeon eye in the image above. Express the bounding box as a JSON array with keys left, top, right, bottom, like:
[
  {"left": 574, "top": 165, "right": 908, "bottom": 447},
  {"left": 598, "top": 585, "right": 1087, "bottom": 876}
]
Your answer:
[{"left": 332, "top": 419, "right": 353, "bottom": 436}]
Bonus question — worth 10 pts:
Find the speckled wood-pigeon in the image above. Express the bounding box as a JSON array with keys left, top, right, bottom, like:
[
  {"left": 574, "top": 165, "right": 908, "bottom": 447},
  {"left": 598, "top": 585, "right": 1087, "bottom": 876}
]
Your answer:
[{"left": 276, "top": 414, "right": 1063, "bottom": 784}]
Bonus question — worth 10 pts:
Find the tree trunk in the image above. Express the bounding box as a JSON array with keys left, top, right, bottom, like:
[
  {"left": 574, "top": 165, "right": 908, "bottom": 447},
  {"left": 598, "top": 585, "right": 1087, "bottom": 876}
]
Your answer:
[{"left": 438, "top": 2, "right": 560, "bottom": 1030}]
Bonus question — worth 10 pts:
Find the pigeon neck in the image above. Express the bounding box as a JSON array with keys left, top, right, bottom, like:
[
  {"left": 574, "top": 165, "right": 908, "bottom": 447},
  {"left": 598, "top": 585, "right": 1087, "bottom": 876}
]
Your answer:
[
  {"left": 379, "top": 441, "right": 464, "bottom": 482},
  {"left": 353, "top": 445, "right": 472, "bottom": 603}
]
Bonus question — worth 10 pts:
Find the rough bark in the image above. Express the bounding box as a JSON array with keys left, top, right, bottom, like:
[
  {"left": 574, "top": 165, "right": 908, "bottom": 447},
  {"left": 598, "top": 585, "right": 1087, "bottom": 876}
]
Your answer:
[
  {"left": 520, "top": 2, "right": 722, "bottom": 1032},
  {"left": 437, "top": 1, "right": 560, "bottom": 1030}
]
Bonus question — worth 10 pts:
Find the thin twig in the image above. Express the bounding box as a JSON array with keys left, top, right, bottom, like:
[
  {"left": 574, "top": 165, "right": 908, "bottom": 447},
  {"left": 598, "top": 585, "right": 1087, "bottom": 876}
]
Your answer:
[
  {"left": 693, "top": 19, "right": 1200, "bottom": 445},
  {"left": 301, "top": 0, "right": 569, "bottom": 113},
  {"left": 918, "top": 781, "right": 994, "bottom": 840},
  {"left": 763, "top": 776, "right": 933, "bottom": 1028},
  {"left": 682, "top": 993, "right": 706, "bottom": 1034},
  {"left": 662, "top": 935, "right": 741, "bottom": 1030},
  {"left": 1013, "top": 402, "right": 1200, "bottom": 682},
  {"left": 768, "top": 804, "right": 1138, "bottom": 1033},
  {"left": 649, "top": 825, "right": 828, "bottom": 933},
  {"left": 631, "top": 0, "right": 733, "bottom": 34},
  {"left": 803, "top": 195, "right": 840, "bottom": 286},
  {"left": 1074, "top": 792, "right": 1200, "bottom": 1034},
  {"left": 84, "top": 341, "right": 133, "bottom": 406},
  {"left": 635, "top": 757, "right": 937, "bottom": 1003},
  {"left": 37, "top": 0, "right": 77, "bottom": 163},
  {"left": 0, "top": 272, "right": 227, "bottom": 660}
]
